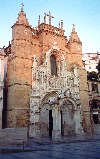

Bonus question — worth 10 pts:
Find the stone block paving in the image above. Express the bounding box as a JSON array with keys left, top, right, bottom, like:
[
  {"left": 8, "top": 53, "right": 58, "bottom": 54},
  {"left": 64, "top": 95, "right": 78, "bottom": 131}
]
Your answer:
[{"left": 0, "top": 135, "right": 100, "bottom": 159}]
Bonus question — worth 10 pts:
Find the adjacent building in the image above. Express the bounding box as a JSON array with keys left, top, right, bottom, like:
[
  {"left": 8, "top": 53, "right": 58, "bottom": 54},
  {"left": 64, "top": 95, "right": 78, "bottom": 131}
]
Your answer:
[
  {"left": 82, "top": 52, "right": 100, "bottom": 72},
  {"left": 88, "top": 80, "right": 100, "bottom": 134},
  {"left": 82, "top": 52, "right": 100, "bottom": 134}
]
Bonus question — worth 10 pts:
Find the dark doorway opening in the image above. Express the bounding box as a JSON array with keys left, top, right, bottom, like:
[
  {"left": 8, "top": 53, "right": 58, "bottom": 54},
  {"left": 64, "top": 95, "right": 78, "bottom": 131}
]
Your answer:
[
  {"left": 2, "top": 82, "right": 7, "bottom": 128},
  {"left": 49, "top": 110, "right": 53, "bottom": 137},
  {"left": 93, "top": 114, "right": 99, "bottom": 124},
  {"left": 61, "top": 110, "right": 64, "bottom": 136}
]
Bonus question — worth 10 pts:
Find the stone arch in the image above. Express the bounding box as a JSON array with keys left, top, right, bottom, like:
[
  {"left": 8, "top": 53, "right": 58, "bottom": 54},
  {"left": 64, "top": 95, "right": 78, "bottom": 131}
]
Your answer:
[
  {"left": 59, "top": 97, "right": 77, "bottom": 111},
  {"left": 39, "top": 93, "right": 82, "bottom": 137},
  {"left": 59, "top": 97, "right": 82, "bottom": 136},
  {"left": 40, "top": 91, "right": 58, "bottom": 137},
  {"left": 41, "top": 91, "right": 58, "bottom": 106},
  {"left": 46, "top": 45, "right": 60, "bottom": 61}
]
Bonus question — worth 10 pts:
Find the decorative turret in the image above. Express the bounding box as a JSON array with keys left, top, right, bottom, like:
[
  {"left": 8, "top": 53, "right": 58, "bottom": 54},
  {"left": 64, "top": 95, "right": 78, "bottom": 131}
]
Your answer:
[
  {"left": 15, "top": 3, "right": 29, "bottom": 26},
  {"left": 12, "top": 3, "right": 32, "bottom": 41},
  {"left": 68, "top": 24, "right": 82, "bottom": 67},
  {"left": 69, "top": 24, "right": 81, "bottom": 44}
]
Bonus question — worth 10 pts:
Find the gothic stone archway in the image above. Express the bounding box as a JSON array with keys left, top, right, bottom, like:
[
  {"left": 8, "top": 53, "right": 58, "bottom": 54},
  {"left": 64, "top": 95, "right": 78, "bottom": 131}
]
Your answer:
[
  {"left": 40, "top": 92, "right": 58, "bottom": 137},
  {"left": 59, "top": 98, "right": 83, "bottom": 136},
  {"left": 40, "top": 103, "right": 53, "bottom": 137},
  {"left": 40, "top": 94, "right": 82, "bottom": 137},
  {"left": 60, "top": 100, "right": 75, "bottom": 136}
]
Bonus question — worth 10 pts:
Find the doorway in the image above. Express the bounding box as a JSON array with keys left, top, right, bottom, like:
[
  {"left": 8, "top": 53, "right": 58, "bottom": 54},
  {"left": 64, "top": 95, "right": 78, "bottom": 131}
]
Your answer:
[
  {"left": 61, "top": 110, "right": 64, "bottom": 136},
  {"left": 93, "top": 114, "right": 99, "bottom": 124},
  {"left": 49, "top": 110, "right": 53, "bottom": 137},
  {"left": 60, "top": 100, "right": 75, "bottom": 136}
]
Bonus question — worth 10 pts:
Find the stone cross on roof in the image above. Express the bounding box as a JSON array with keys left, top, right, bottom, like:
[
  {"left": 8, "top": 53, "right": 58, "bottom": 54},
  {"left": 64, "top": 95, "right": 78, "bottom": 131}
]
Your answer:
[
  {"left": 21, "top": 3, "right": 24, "bottom": 11},
  {"left": 72, "top": 24, "right": 75, "bottom": 32},
  {"left": 45, "top": 11, "right": 54, "bottom": 25},
  {"left": 38, "top": 15, "right": 40, "bottom": 26}
]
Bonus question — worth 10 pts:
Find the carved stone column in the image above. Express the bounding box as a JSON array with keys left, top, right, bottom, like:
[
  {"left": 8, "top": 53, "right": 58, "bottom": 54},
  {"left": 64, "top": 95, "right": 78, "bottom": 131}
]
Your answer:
[
  {"left": 74, "top": 109, "right": 83, "bottom": 135},
  {"left": 52, "top": 104, "right": 61, "bottom": 138}
]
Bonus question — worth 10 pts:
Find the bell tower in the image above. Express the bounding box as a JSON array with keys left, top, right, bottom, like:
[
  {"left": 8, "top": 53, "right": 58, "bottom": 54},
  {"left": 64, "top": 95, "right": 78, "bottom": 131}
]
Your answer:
[{"left": 7, "top": 4, "right": 33, "bottom": 127}]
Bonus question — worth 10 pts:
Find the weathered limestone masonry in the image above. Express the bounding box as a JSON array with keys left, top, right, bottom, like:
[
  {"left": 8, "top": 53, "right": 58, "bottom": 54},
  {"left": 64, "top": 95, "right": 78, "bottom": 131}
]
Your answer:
[
  {"left": 7, "top": 5, "right": 92, "bottom": 137},
  {"left": 0, "top": 48, "right": 5, "bottom": 128}
]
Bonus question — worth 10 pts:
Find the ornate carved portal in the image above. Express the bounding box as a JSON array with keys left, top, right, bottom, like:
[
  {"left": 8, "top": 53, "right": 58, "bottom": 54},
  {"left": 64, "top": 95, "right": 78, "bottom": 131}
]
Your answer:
[
  {"left": 30, "top": 43, "right": 83, "bottom": 138},
  {"left": 38, "top": 96, "right": 82, "bottom": 138}
]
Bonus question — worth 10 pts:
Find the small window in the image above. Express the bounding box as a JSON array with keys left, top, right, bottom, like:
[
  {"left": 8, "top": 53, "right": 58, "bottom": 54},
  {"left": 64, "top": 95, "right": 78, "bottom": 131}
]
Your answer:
[{"left": 92, "top": 83, "right": 98, "bottom": 92}]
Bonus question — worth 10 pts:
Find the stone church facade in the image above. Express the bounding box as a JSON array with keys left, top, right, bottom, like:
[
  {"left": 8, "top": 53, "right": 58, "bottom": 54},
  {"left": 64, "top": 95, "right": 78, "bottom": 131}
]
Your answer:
[{"left": 6, "top": 5, "right": 92, "bottom": 137}]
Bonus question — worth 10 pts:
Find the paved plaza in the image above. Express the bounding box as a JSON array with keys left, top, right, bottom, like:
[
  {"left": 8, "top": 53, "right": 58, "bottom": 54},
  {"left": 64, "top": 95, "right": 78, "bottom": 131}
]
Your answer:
[{"left": 0, "top": 135, "right": 100, "bottom": 159}]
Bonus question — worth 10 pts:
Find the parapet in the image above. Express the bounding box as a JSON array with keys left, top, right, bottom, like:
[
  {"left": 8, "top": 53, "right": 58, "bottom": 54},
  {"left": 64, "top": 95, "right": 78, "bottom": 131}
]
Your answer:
[{"left": 38, "top": 23, "right": 65, "bottom": 36}]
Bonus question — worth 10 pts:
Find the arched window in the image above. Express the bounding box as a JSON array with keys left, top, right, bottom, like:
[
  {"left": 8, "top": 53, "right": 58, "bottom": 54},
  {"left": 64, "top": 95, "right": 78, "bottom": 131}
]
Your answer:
[{"left": 50, "top": 55, "right": 57, "bottom": 76}]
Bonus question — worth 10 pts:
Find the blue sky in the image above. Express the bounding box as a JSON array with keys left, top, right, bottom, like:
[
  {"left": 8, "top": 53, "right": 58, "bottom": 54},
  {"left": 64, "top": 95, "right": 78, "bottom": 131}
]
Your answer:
[{"left": 0, "top": 0, "right": 100, "bottom": 53}]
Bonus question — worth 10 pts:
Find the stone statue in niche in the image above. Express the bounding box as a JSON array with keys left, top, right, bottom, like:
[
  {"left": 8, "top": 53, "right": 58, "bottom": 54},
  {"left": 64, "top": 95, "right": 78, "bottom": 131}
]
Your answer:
[{"left": 48, "top": 78, "right": 55, "bottom": 88}]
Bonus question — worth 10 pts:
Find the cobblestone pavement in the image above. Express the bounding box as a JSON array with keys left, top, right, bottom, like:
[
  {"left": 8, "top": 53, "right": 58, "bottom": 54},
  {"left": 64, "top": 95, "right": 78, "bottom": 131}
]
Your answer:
[{"left": 0, "top": 135, "right": 100, "bottom": 159}]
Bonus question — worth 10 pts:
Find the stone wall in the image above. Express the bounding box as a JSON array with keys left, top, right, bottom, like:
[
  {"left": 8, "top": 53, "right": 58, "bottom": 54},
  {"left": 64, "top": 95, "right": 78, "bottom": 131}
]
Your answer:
[
  {"left": 0, "top": 49, "right": 5, "bottom": 128},
  {"left": 7, "top": 84, "right": 31, "bottom": 127}
]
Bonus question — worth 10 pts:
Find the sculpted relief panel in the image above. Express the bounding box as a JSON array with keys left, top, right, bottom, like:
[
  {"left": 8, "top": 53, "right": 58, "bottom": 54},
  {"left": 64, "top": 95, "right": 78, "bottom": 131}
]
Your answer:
[{"left": 31, "top": 52, "right": 80, "bottom": 100}]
